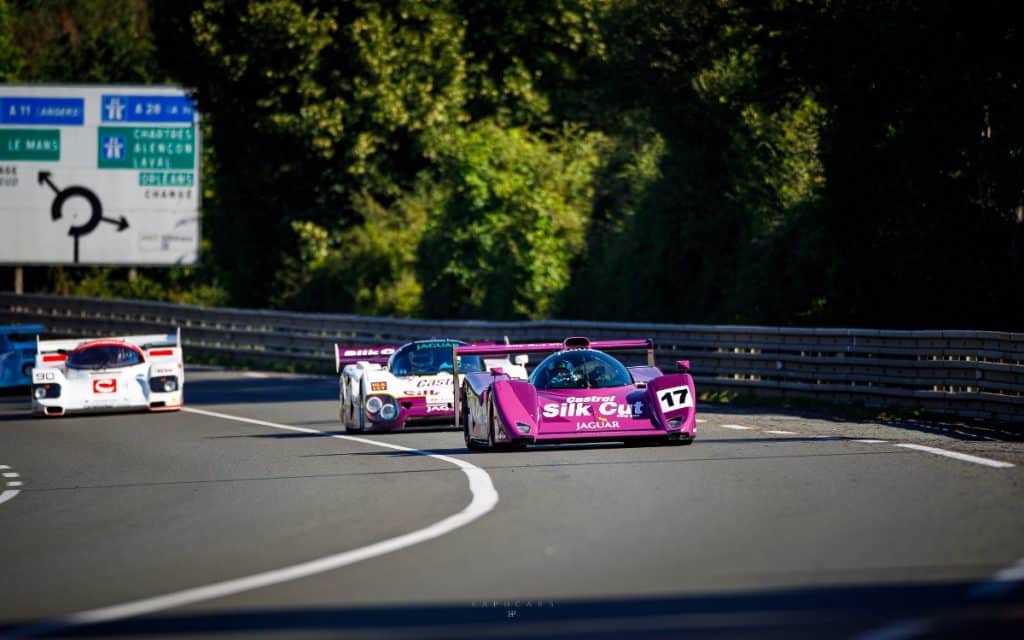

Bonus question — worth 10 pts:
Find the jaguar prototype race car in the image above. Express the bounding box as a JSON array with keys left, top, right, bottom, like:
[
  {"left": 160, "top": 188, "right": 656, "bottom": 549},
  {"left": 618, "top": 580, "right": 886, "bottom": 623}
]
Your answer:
[
  {"left": 454, "top": 337, "right": 697, "bottom": 450},
  {"left": 1, "top": 324, "right": 44, "bottom": 389},
  {"left": 31, "top": 330, "right": 185, "bottom": 417},
  {"left": 337, "top": 338, "right": 528, "bottom": 432}
]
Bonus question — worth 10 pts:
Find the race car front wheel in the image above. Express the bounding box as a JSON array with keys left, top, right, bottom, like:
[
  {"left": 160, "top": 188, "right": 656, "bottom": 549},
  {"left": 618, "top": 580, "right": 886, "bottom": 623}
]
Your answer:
[{"left": 345, "top": 394, "right": 365, "bottom": 433}]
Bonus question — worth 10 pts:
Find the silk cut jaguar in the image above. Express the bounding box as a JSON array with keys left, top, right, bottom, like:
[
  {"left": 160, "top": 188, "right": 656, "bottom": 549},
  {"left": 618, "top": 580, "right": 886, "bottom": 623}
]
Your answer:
[
  {"left": 336, "top": 338, "right": 528, "bottom": 432},
  {"left": 455, "top": 337, "right": 697, "bottom": 449},
  {"left": 31, "top": 330, "right": 184, "bottom": 417}
]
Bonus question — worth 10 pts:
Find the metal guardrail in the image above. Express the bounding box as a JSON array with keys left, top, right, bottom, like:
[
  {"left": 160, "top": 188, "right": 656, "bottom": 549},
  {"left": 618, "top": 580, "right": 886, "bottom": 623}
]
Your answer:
[{"left": 2, "top": 291, "right": 1022, "bottom": 422}]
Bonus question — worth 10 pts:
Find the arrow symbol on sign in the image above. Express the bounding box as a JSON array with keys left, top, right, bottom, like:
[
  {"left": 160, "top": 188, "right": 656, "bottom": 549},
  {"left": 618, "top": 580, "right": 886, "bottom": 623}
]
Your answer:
[
  {"left": 101, "top": 216, "right": 130, "bottom": 231},
  {"left": 37, "top": 171, "right": 59, "bottom": 195}
]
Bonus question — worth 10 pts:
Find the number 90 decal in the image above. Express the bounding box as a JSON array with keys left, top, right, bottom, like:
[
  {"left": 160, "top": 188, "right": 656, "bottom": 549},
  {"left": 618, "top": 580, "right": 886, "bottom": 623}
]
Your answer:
[{"left": 657, "top": 385, "right": 693, "bottom": 413}]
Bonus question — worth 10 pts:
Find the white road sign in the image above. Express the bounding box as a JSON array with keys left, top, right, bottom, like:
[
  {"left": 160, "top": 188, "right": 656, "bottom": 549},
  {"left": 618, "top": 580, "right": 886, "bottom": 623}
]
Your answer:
[{"left": 0, "top": 85, "right": 200, "bottom": 265}]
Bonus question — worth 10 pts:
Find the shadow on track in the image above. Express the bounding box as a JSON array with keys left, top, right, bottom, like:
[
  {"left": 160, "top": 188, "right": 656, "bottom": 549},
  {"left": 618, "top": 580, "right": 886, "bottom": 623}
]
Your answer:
[
  {"left": 184, "top": 375, "right": 337, "bottom": 406},
  {"left": 4, "top": 581, "right": 1021, "bottom": 639}
]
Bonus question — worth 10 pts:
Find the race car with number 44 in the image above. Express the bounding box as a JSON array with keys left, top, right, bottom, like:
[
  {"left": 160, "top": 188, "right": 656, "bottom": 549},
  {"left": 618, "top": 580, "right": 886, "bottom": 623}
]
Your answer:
[
  {"left": 454, "top": 337, "right": 696, "bottom": 449},
  {"left": 337, "top": 338, "right": 528, "bottom": 432},
  {"left": 31, "top": 330, "right": 185, "bottom": 417}
]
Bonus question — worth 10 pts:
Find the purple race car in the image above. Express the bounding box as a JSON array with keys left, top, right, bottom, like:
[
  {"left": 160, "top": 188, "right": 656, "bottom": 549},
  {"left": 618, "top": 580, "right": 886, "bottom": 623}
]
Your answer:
[{"left": 454, "top": 337, "right": 697, "bottom": 450}]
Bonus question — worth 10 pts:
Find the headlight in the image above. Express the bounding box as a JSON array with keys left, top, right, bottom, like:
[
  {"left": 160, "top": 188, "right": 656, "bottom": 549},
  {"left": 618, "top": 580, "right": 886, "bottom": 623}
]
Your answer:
[
  {"left": 32, "top": 384, "right": 61, "bottom": 399},
  {"left": 379, "top": 403, "right": 397, "bottom": 420},
  {"left": 365, "top": 396, "right": 383, "bottom": 414},
  {"left": 515, "top": 422, "right": 531, "bottom": 434},
  {"left": 149, "top": 377, "right": 178, "bottom": 393}
]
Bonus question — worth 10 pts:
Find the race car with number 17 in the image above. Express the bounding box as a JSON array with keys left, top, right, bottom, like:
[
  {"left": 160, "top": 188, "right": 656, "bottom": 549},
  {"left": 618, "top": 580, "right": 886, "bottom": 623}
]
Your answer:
[{"left": 454, "top": 337, "right": 696, "bottom": 450}]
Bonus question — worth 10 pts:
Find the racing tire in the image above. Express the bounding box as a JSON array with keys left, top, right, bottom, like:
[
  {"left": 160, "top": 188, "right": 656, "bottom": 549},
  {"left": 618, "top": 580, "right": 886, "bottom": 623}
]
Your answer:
[
  {"left": 486, "top": 399, "right": 498, "bottom": 450},
  {"left": 345, "top": 393, "right": 366, "bottom": 433},
  {"left": 462, "top": 400, "right": 484, "bottom": 450}
]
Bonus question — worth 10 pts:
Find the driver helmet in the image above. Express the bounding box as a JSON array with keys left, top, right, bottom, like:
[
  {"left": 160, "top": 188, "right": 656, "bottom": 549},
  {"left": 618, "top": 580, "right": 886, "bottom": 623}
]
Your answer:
[
  {"left": 409, "top": 348, "right": 434, "bottom": 372},
  {"left": 550, "top": 358, "right": 573, "bottom": 383}
]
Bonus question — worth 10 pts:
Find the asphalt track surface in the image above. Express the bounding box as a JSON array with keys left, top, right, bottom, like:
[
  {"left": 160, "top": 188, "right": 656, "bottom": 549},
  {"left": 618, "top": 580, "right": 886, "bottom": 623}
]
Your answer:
[{"left": 1, "top": 369, "right": 1023, "bottom": 639}]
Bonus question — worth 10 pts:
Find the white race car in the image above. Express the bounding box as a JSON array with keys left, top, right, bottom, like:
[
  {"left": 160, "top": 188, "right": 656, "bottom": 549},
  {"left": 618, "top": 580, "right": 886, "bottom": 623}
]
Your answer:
[
  {"left": 31, "top": 330, "right": 184, "bottom": 417},
  {"left": 336, "top": 338, "right": 528, "bottom": 432}
]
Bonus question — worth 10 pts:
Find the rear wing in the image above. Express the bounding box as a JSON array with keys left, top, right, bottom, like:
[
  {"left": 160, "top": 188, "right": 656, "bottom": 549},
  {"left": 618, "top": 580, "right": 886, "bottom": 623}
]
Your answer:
[
  {"left": 452, "top": 337, "right": 656, "bottom": 430},
  {"left": 455, "top": 337, "right": 654, "bottom": 360},
  {"left": 36, "top": 329, "right": 182, "bottom": 367},
  {"left": 335, "top": 344, "right": 397, "bottom": 373},
  {"left": 0, "top": 324, "right": 44, "bottom": 338}
]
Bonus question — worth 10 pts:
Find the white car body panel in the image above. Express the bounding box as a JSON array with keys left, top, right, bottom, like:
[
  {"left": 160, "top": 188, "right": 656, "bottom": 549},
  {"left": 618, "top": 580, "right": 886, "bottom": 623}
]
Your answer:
[{"left": 31, "top": 330, "right": 184, "bottom": 417}]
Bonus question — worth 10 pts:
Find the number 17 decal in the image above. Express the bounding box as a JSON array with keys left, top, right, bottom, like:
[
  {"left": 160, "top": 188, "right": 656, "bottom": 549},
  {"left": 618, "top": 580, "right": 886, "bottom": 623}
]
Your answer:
[{"left": 658, "top": 385, "right": 693, "bottom": 413}]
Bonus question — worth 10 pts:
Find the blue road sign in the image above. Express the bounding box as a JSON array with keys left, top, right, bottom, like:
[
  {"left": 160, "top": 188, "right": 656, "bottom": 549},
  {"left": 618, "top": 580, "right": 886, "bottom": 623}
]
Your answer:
[
  {"left": 101, "top": 135, "right": 126, "bottom": 160},
  {"left": 0, "top": 97, "right": 85, "bottom": 126},
  {"left": 101, "top": 95, "right": 196, "bottom": 123}
]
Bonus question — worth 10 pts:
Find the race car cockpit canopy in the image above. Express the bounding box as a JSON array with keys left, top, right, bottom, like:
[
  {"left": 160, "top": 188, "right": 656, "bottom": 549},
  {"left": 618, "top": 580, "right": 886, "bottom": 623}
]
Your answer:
[
  {"left": 389, "top": 340, "right": 484, "bottom": 376},
  {"left": 530, "top": 349, "right": 633, "bottom": 390},
  {"left": 67, "top": 342, "right": 144, "bottom": 370}
]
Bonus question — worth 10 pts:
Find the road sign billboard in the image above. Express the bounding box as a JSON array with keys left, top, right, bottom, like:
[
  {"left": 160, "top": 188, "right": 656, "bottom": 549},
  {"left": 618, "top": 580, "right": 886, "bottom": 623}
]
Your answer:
[{"left": 0, "top": 85, "right": 200, "bottom": 265}]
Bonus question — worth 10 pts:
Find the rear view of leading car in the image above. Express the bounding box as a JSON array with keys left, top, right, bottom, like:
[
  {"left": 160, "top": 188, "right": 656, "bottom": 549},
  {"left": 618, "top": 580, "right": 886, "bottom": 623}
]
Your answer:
[{"left": 31, "top": 330, "right": 185, "bottom": 417}]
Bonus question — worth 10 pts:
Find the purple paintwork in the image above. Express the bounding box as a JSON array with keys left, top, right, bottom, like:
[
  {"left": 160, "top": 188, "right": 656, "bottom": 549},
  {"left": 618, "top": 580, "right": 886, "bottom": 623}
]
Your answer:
[{"left": 454, "top": 337, "right": 697, "bottom": 450}]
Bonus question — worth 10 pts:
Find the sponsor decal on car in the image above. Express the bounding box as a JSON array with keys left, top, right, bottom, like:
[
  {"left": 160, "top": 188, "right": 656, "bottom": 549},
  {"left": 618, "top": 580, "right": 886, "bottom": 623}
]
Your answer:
[
  {"left": 371, "top": 381, "right": 388, "bottom": 391},
  {"left": 414, "top": 341, "right": 460, "bottom": 350},
  {"left": 426, "top": 403, "right": 452, "bottom": 413},
  {"left": 542, "top": 400, "right": 634, "bottom": 419},
  {"left": 343, "top": 347, "right": 395, "bottom": 358},
  {"left": 576, "top": 416, "right": 620, "bottom": 431},
  {"left": 416, "top": 378, "right": 451, "bottom": 388},
  {"left": 92, "top": 378, "right": 117, "bottom": 394}
]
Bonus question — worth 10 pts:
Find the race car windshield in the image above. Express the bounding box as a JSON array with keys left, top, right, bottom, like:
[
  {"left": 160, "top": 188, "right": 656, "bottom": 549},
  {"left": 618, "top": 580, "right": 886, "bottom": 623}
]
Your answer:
[
  {"left": 390, "top": 342, "right": 483, "bottom": 376},
  {"left": 67, "top": 345, "right": 143, "bottom": 370},
  {"left": 531, "top": 349, "right": 633, "bottom": 390}
]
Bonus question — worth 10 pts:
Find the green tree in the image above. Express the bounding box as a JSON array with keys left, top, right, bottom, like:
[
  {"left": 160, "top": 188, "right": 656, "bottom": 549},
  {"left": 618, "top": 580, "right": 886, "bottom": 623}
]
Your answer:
[
  {"left": 0, "top": 0, "right": 24, "bottom": 80},
  {"left": 418, "top": 120, "right": 604, "bottom": 319}
]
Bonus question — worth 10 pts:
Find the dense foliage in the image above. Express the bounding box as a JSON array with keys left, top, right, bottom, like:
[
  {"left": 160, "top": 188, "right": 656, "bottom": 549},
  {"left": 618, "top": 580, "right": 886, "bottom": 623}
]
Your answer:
[{"left": 2, "top": 0, "right": 1020, "bottom": 330}]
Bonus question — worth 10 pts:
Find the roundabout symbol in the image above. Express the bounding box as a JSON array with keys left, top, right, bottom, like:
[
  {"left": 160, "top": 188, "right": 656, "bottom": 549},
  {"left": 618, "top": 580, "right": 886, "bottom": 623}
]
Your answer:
[{"left": 38, "top": 171, "right": 129, "bottom": 263}]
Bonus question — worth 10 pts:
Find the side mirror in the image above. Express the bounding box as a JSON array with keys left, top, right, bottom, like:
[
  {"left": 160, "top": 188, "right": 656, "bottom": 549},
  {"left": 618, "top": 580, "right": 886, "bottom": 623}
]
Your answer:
[
  {"left": 676, "top": 360, "right": 691, "bottom": 373},
  {"left": 490, "top": 367, "right": 505, "bottom": 376},
  {"left": 513, "top": 354, "right": 528, "bottom": 366}
]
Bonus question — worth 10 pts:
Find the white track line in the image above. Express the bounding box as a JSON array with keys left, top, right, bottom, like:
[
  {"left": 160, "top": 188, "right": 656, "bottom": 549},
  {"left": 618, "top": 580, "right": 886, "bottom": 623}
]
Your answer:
[
  {"left": 894, "top": 443, "right": 1014, "bottom": 469},
  {"left": 969, "top": 557, "right": 1024, "bottom": 598},
  {"left": 6, "top": 406, "right": 499, "bottom": 638},
  {"left": 711, "top": 424, "right": 1013, "bottom": 469},
  {"left": 1, "top": 465, "right": 22, "bottom": 506}
]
